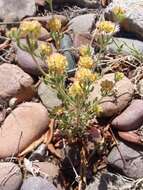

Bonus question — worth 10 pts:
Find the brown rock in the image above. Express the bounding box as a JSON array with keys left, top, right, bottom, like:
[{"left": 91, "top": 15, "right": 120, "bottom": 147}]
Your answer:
[
  {"left": 0, "top": 162, "right": 22, "bottom": 190},
  {"left": 112, "top": 99, "right": 143, "bottom": 131},
  {"left": 0, "top": 102, "right": 49, "bottom": 158},
  {"left": 89, "top": 73, "right": 134, "bottom": 117},
  {"left": 0, "top": 63, "right": 33, "bottom": 100},
  {"left": 73, "top": 33, "right": 92, "bottom": 48}
]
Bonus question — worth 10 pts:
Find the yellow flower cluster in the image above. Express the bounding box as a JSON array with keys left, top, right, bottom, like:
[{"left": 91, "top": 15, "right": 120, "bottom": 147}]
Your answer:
[
  {"left": 76, "top": 68, "right": 96, "bottom": 83},
  {"left": 69, "top": 81, "right": 83, "bottom": 97},
  {"left": 96, "top": 21, "right": 119, "bottom": 35},
  {"left": 48, "top": 17, "right": 62, "bottom": 32},
  {"left": 79, "top": 45, "right": 91, "bottom": 56},
  {"left": 47, "top": 53, "right": 68, "bottom": 75},
  {"left": 20, "top": 21, "right": 41, "bottom": 38},
  {"left": 39, "top": 43, "right": 53, "bottom": 56},
  {"left": 78, "top": 56, "right": 94, "bottom": 69},
  {"left": 112, "top": 6, "right": 126, "bottom": 15}
]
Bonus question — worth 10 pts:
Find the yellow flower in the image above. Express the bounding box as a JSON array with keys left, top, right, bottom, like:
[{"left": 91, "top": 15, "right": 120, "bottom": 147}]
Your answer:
[
  {"left": 76, "top": 68, "right": 96, "bottom": 83},
  {"left": 48, "top": 17, "right": 61, "bottom": 32},
  {"left": 78, "top": 56, "right": 94, "bottom": 69},
  {"left": 114, "top": 72, "right": 124, "bottom": 82},
  {"left": 93, "top": 104, "right": 103, "bottom": 117},
  {"left": 112, "top": 6, "right": 126, "bottom": 15},
  {"left": 47, "top": 53, "right": 68, "bottom": 75},
  {"left": 79, "top": 45, "right": 91, "bottom": 56},
  {"left": 39, "top": 43, "right": 53, "bottom": 56},
  {"left": 96, "top": 21, "right": 119, "bottom": 35},
  {"left": 100, "top": 80, "right": 114, "bottom": 95},
  {"left": 69, "top": 81, "right": 83, "bottom": 97},
  {"left": 112, "top": 6, "right": 126, "bottom": 22},
  {"left": 20, "top": 21, "right": 41, "bottom": 38}
]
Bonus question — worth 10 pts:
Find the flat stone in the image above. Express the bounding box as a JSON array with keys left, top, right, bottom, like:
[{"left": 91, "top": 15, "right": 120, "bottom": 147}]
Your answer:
[
  {"left": 68, "top": 14, "right": 96, "bottom": 33},
  {"left": 21, "top": 176, "right": 57, "bottom": 190},
  {"left": 0, "top": 0, "right": 36, "bottom": 22},
  {"left": 0, "top": 102, "right": 49, "bottom": 158},
  {"left": 0, "top": 63, "right": 33, "bottom": 100},
  {"left": 0, "top": 162, "right": 22, "bottom": 190},
  {"left": 105, "top": 0, "right": 143, "bottom": 40},
  {"left": 107, "top": 37, "right": 143, "bottom": 55},
  {"left": 89, "top": 73, "right": 134, "bottom": 117},
  {"left": 108, "top": 141, "right": 143, "bottom": 179},
  {"left": 38, "top": 82, "right": 62, "bottom": 110}
]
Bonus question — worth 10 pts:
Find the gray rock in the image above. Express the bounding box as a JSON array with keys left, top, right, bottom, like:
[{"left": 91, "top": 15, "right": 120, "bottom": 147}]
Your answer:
[
  {"left": 0, "top": 0, "right": 36, "bottom": 22},
  {"left": 105, "top": 0, "right": 143, "bottom": 40},
  {"left": 68, "top": 14, "right": 96, "bottom": 33},
  {"left": 0, "top": 162, "right": 22, "bottom": 190},
  {"left": 38, "top": 82, "right": 62, "bottom": 110},
  {"left": 107, "top": 37, "right": 143, "bottom": 55},
  {"left": 89, "top": 73, "right": 134, "bottom": 117},
  {"left": 0, "top": 63, "right": 33, "bottom": 100},
  {"left": 112, "top": 99, "right": 143, "bottom": 131},
  {"left": 21, "top": 176, "right": 57, "bottom": 190},
  {"left": 108, "top": 142, "right": 143, "bottom": 179},
  {"left": 0, "top": 102, "right": 49, "bottom": 158}
]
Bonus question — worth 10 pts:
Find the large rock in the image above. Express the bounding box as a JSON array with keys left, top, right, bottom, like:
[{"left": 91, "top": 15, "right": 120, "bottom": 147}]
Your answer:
[
  {"left": 21, "top": 177, "right": 57, "bottom": 190},
  {"left": 89, "top": 73, "right": 134, "bottom": 117},
  {"left": 0, "top": 102, "right": 49, "bottom": 158},
  {"left": 112, "top": 99, "right": 143, "bottom": 131},
  {"left": 68, "top": 14, "right": 96, "bottom": 34},
  {"left": 15, "top": 39, "right": 48, "bottom": 76},
  {"left": 38, "top": 82, "right": 62, "bottom": 110},
  {"left": 0, "top": 162, "right": 22, "bottom": 190},
  {"left": 107, "top": 37, "right": 143, "bottom": 55},
  {"left": 0, "top": 63, "right": 33, "bottom": 100},
  {"left": 0, "top": 0, "right": 36, "bottom": 22},
  {"left": 108, "top": 142, "right": 143, "bottom": 179},
  {"left": 105, "top": 0, "right": 143, "bottom": 40}
]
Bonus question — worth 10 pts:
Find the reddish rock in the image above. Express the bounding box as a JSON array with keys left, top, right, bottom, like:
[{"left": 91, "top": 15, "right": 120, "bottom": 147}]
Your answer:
[
  {"left": 0, "top": 63, "right": 33, "bottom": 100},
  {"left": 0, "top": 102, "right": 49, "bottom": 158}
]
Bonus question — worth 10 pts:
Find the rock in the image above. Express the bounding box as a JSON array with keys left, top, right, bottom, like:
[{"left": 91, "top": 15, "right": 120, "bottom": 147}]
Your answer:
[
  {"left": 21, "top": 176, "right": 57, "bottom": 190},
  {"left": 86, "top": 170, "right": 133, "bottom": 190},
  {"left": 107, "top": 37, "right": 143, "bottom": 55},
  {"left": 0, "top": 63, "right": 33, "bottom": 100},
  {"left": 35, "top": 0, "right": 45, "bottom": 6},
  {"left": 68, "top": 14, "right": 96, "bottom": 34},
  {"left": 105, "top": 0, "right": 143, "bottom": 40},
  {"left": 16, "top": 40, "right": 47, "bottom": 76},
  {"left": 0, "top": 102, "right": 49, "bottom": 158},
  {"left": 137, "top": 79, "right": 143, "bottom": 97},
  {"left": 89, "top": 73, "right": 134, "bottom": 117},
  {"left": 60, "top": 34, "right": 76, "bottom": 76},
  {"left": 108, "top": 141, "right": 143, "bottom": 179},
  {"left": 112, "top": 99, "right": 143, "bottom": 131},
  {"left": 29, "top": 144, "right": 46, "bottom": 161},
  {"left": 0, "top": 0, "right": 36, "bottom": 22},
  {"left": 73, "top": 33, "right": 92, "bottom": 48},
  {"left": 38, "top": 82, "right": 62, "bottom": 110},
  {"left": 39, "top": 27, "right": 50, "bottom": 41},
  {"left": 53, "top": 0, "right": 99, "bottom": 8},
  {"left": 36, "top": 162, "right": 59, "bottom": 179},
  {"left": 0, "top": 162, "right": 22, "bottom": 190}
]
